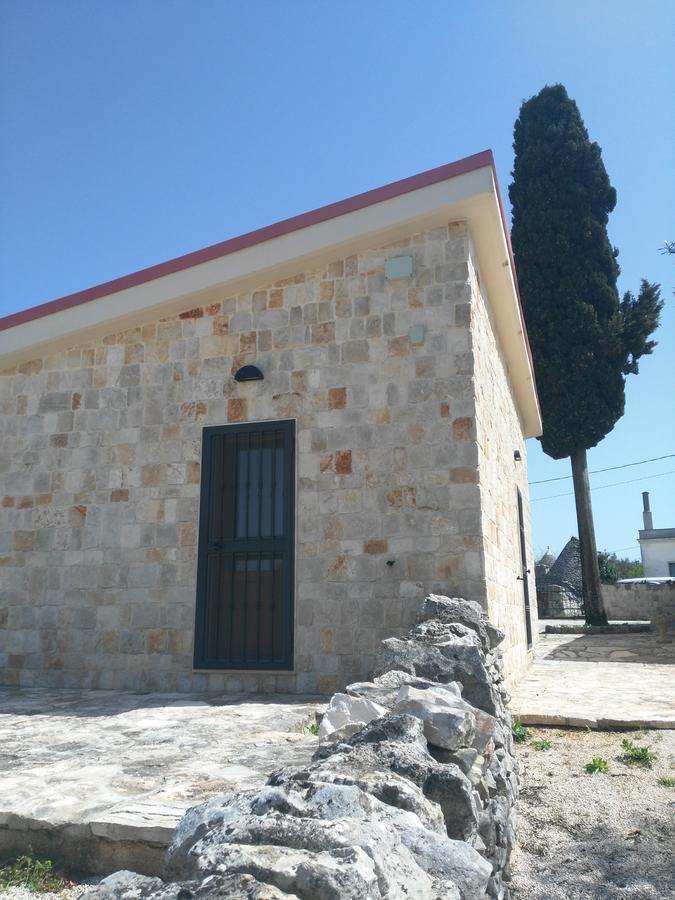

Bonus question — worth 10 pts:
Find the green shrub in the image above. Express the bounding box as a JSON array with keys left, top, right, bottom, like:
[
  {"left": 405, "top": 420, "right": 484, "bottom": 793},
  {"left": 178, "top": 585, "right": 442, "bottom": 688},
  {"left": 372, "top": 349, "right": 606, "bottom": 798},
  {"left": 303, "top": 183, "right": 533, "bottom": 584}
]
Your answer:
[
  {"left": 531, "top": 737, "right": 552, "bottom": 751},
  {"left": 657, "top": 775, "right": 675, "bottom": 787},
  {"left": 621, "top": 739, "right": 657, "bottom": 768},
  {"left": 0, "top": 855, "right": 66, "bottom": 892},
  {"left": 584, "top": 757, "right": 609, "bottom": 774},
  {"left": 512, "top": 720, "right": 530, "bottom": 743}
]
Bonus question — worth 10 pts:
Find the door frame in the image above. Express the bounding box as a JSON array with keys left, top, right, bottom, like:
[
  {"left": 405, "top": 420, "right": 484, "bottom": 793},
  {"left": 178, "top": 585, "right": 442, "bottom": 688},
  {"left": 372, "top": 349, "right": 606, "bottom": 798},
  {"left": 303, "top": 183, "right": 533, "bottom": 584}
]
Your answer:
[
  {"left": 193, "top": 418, "right": 296, "bottom": 671},
  {"left": 516, "top": 487, "right": 534, "bottom": 649}
]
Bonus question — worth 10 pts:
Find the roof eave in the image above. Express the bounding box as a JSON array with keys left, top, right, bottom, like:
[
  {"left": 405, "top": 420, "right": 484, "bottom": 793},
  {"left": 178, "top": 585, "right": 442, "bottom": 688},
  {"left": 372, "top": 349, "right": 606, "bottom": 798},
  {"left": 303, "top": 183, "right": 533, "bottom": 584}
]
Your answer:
[{"left": 0, "top": 151, "right": 541, "bottom": 436}]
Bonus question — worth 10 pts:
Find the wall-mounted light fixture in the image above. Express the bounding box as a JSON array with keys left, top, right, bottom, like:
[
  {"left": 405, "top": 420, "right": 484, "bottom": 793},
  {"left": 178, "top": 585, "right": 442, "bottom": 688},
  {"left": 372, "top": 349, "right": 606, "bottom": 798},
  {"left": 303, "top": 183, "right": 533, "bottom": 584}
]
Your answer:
[
  {"left": 234, "top": 365, "right": 264, "bottom": 382},
  {"left": 513, "top": 450, "right": 522, "bottom": 462}
]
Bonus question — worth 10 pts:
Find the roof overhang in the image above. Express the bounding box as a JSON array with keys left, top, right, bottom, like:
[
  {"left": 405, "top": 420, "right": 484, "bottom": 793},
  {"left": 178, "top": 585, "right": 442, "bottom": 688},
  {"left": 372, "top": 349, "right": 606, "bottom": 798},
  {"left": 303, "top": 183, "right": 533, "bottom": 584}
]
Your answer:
[
  {"left": 0, "top": 150, "right": 542, "bottom": 437},
  {"left": 639, "top": 529, "right": 675, "bottom": 541}
]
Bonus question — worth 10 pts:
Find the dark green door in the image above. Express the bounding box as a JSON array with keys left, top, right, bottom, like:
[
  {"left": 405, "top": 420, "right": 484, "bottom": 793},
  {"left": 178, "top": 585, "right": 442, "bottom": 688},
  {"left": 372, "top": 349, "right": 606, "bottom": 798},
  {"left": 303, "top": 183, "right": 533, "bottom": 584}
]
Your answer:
[{"left": 194, "top": 420, "right": 295, "bottom": 670}]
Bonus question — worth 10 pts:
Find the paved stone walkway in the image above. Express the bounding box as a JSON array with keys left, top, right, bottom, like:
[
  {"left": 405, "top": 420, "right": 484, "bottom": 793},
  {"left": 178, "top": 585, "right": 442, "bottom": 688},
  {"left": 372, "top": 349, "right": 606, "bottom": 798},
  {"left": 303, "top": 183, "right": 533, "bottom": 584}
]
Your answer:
[
  {"left": 511, "top": 632, "right": 675, "bottom": 729},
  {"left": 0, "top": 688, "right": 323, "bottom": 874}
]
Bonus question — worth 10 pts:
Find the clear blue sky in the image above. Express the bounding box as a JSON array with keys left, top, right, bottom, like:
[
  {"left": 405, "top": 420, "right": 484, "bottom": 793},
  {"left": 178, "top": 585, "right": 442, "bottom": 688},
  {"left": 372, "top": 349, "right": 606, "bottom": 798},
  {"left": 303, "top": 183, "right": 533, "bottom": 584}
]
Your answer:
[{"left": 1, "top": 0, "right": 673, "bottom": 561}]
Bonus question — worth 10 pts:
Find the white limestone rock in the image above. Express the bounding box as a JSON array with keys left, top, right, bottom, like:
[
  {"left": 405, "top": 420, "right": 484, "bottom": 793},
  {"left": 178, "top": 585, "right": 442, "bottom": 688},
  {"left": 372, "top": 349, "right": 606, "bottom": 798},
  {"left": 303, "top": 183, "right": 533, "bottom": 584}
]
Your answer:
[
  {"left": 318, "top": 692, "right": 388, "bottom": 743},
  {"left": 193, "top": 842, "right": 384, "bottom": 897},
  {"left": 269, "top": 762, "right": 448, "bottom": 835},
  {"left": 400, "top": 831, "right": 492, "bottom": 900},
  {"left": 374, "top": 634, "right": 499, "bottom": 715},
  {"left": 346, "top": 670, "right": 464, "bottom": 710},
  {"left": 166, "top": 782, "right": 452, "bottom": 899},
  {"left": 418, "top": 594, "right": 506, "bottom": 651},
  {"left": 312, "top": 714, "right": 479, "bottom": 842},
  {"left": 79, "top": 870, "right": 297, "bottom": 899},
  {"left": 393, "top": 684, "right": 476, "bottom": 750}
]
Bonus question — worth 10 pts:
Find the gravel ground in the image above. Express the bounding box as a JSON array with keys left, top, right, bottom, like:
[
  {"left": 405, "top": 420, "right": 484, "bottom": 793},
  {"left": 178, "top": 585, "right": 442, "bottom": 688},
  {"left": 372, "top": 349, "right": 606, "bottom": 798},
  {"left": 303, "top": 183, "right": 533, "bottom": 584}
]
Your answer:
[
  {"left": 0, "top": 874, "right": 98, "bottom": 899},
  {"left": 510, "top": 727, "right": 675, "bottom": 899},
  {"left": 0, "top": 885, "right": 91, "bottom": 899},
  {"left": 0, "top": 890, "right": 81, "bottom": 900}
]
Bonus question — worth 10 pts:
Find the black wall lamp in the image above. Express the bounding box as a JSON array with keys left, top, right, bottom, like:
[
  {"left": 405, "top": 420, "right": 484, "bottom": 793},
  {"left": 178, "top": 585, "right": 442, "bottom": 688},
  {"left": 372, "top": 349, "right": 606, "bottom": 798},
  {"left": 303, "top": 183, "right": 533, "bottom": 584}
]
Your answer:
[
  {"left": 513, "top": 450, "right": 522, "bottom": 462},
  {"left": 234, "top": 365, "right": 264, "bottom": 382}
]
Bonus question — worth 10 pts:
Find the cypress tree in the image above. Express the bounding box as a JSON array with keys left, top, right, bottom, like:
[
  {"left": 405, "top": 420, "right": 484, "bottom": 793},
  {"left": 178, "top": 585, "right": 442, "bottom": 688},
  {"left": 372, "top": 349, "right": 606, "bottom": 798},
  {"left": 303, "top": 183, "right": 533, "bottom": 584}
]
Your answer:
[{"left": 509, "top": 84, "right": 663, "bottom": 625}]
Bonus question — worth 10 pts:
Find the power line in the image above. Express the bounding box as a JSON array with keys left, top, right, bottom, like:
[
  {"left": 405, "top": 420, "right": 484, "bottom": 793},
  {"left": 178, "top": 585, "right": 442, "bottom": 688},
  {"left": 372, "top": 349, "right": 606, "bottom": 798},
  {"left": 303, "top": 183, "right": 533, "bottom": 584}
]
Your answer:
[
  {"left": 530, "top": 468, "right": 675, "bottom": 502},
  {"left": 528, "top": 453, "right": 675, "bottom": 485}
]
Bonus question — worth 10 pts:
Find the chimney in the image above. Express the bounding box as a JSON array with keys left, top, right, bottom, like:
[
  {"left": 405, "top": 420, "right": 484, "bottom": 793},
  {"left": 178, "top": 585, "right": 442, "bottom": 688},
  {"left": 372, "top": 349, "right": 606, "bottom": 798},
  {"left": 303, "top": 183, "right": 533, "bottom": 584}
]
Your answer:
[{"left": 642, "top": 491, "right": 654, "bottom": 530}]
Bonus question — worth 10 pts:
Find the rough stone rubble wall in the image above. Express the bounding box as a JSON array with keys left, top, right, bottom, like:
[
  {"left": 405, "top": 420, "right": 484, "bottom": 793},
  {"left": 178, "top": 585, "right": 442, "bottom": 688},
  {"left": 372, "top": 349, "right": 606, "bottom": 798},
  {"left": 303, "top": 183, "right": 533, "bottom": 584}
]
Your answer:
[
  {"left": 85, "top": 595, "right": 519, "bottom": 900},
  {"left": 1, "top": 222, "right": 532, "bottom": 694},
  {"left": 467, "top": 244, "right": 538, "bottom": 680}
]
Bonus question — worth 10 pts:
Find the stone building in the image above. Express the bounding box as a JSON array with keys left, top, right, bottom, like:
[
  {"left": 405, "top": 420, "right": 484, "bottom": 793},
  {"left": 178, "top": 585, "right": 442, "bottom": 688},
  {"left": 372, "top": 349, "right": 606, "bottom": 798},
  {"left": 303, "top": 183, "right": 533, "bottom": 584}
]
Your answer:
[
  {"left": 638, "top": 492, "right": 675, "bottom": 578},
  {"left": 535, "top": 537, "right": 584, "bottom": 618},
  {"left": 0, "top": 150, "right": 541, "bottom": 694}
]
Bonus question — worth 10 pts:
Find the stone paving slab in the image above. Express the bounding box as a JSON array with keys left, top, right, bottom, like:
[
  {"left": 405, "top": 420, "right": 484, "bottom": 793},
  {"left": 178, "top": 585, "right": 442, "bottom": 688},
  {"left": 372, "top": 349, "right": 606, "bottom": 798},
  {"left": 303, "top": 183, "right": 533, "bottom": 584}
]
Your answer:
[
  {"left": 512, "top": 633, "right": 675, "bottom": 729},
  {"left": 0, "top": 688, "right": 324, "bottom": 874}
]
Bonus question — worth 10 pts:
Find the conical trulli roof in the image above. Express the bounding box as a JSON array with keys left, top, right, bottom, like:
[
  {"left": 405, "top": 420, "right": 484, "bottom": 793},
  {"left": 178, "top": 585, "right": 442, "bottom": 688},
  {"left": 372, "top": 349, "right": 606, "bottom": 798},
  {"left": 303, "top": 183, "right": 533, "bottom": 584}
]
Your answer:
[
  {"left": 538, "top": 549, "right": 556, "bottom": 570},
  {"left": 543, "top": 537, "right": 582, "bottom": 598}
]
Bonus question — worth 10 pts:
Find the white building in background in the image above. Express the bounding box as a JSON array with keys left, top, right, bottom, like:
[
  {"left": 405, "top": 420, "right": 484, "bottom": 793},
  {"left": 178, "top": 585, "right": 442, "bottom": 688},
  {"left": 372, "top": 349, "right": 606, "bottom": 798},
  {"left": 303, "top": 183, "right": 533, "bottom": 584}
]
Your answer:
[{"left": 638, "top": 492, "right": 675, "bottom": 577}]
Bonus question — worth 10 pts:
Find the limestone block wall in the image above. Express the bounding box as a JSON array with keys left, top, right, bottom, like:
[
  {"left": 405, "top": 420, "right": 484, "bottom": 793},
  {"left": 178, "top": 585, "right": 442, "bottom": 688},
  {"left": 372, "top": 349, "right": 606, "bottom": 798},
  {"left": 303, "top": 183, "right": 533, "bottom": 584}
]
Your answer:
[
  {"left": 602, "top": 581, "right": 675, "bottom": 620},
  {"left": 0, "top": 223, "right": 503, "bottom": 694},
  {"left": 468, "top": 246, "right": 538, "bottom": 681}
]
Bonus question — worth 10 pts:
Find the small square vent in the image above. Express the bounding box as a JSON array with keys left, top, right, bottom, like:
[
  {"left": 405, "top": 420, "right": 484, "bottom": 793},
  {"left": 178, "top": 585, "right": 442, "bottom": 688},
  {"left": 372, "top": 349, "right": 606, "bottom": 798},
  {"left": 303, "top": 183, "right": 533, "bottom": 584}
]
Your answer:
[{"left": 384, "top": 255, "right": 414, "bottom": 280}]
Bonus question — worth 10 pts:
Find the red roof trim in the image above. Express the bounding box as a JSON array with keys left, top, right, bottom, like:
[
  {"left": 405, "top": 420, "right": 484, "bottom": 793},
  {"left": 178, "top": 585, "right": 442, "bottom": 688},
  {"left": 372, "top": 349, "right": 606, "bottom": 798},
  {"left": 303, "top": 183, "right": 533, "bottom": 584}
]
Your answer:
[{"left": 0, "top": 150, "right": 495, "bottom": 333}]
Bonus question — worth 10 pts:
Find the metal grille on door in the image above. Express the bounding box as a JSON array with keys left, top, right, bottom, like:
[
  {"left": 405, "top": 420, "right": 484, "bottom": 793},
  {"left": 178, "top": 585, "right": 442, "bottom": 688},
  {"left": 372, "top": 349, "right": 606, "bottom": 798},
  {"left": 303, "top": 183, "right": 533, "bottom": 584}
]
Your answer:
[{"left": 194, "top": 420, "right": 295, "bottom": 669}]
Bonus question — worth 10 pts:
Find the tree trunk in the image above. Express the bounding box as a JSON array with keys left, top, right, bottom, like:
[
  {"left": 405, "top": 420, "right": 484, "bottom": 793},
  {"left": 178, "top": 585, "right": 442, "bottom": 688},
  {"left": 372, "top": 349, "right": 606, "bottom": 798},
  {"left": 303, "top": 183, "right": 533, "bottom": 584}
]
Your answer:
[{"left": 570, "top": 448, "right": 608, "bottom": 625}]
